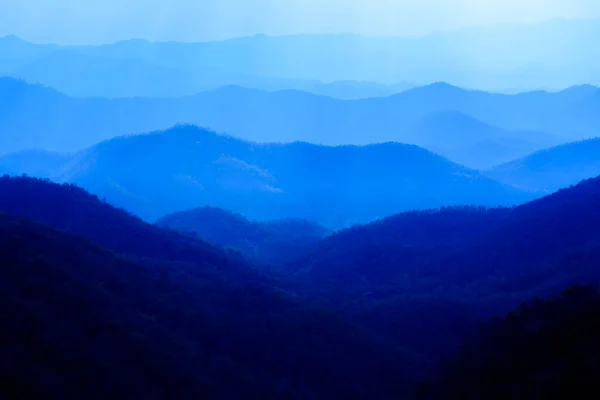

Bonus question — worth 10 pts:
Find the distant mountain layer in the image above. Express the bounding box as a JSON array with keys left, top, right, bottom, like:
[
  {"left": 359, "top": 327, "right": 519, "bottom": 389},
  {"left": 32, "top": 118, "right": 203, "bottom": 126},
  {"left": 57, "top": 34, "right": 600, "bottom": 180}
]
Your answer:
[
  {"left": 3, "top": 19, "right": 600, "bottom": 93},
  {"left": 411, "top": 110, "right": 560, "bottom": 169},
  {"left": 487, "top": 138, "right": 600, "bottom": 192},
  {"left": 0, "top": 35, "right": 416, "bottom": 99},
  {"left": 0, "top": 125, "right": 536, "bottom": 227},
  {"left": 0, "top": 78, "right": 596, "bottom": 163},
  {"left": 156, "top": 206, "right": 330, "bottom": 267}
]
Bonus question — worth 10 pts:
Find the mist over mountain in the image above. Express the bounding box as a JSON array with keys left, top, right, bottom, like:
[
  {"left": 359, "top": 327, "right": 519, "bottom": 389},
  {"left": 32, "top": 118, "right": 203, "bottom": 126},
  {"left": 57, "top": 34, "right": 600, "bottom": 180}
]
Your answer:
[
  {"left": 1, "top": 35, "right": 415, "bottom": 99},
  {"left": 1, "top": 154, "right": 600, "bottom": 398},
  {"left": 1, "top": 78, "right": 597, "bottom": 168},
  {"left": 0, "top": 176, "right": 420, "bottom": 399},
  {"left": 295, "top": 175, "right": 600, "bottom": 302},
  {"left": 286, "top": 175, "right": 600, "bottom": 365},
  {"left": 3, "top": 19, "right": 600, "bottom": 94},
  {"left": 0, "top": 125, "right": 535, "bottom": 227},
  {"left": 0, "top": 150, "right": 71, "bottom": 177},
  {"left": 4, "top": 10, "right": 600, "bottom": 399},
  {"left": 411, "top": 110, "right": 560, "bottom": 169},
  {"left": 488, "top": 138, "right": 600, "bottom": 192},
  {"left": 156, "top": 206, "right": 329, "bottom": 268}
]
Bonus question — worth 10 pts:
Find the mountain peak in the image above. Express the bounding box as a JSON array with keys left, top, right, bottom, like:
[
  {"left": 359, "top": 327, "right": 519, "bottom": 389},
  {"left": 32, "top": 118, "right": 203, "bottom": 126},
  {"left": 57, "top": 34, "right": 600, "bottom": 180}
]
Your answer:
[
  {"left": 0, "top": 34, "right": 57, "bottom": 48},
  {"left": 401, "top": 82, "right": 469, "bottom": 98},
  {"left": 0, "top": 34, "right": 35, "bottom": 49},
  {"left": 1, "top": 34, "right": 22, "bottom": 42},
  {"left": 424, "top": 82, "right": 465, "bottom": 92},
  {"left": 557, "top": 84, "right": 599, "bottom": 98},
  {"left": 0, "top": 77, "right": 62, "bottom": 97}
]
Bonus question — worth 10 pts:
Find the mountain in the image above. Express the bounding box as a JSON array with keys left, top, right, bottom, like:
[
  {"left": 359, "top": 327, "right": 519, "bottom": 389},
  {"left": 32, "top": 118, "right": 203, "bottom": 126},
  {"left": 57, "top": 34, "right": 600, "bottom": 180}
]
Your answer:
[
  {"left": 4, "top": 19, "right": 600, "bottom": 92},
  {"left": 0, "top": 177, "right": 422, "bottom": 399},
  {"left": 10, "top": 50, "right": 348, "bottom": 99},
  {"left": 1, "top": 77, "right": 595, "bottom": 161},
  {"left": 300, "top": 81, "right": 413, "bottom": 99},
  {"left": 2, "top": 125, "right": 535, "bottom": 227},
  {"left": 0, "top": 35, "right": 58, "bottom": 74},
  {"left": 2, "top": 36, "right": 416, "bottom": 99},
  {"left": 289, "top": 176, "right": 600, "bottom": 362},
  {"left": 0, "top": 35, "right": 58, "bottom": 60},
  {"left": 296, "top": 174, "right": 600, "bottom": 302},
  {"left": 0, "top": 175, "right": 243, "bottom": 272},
  {"left": 10, "top": 50, "right": 211, "bottom": 98},
  {"left": 487, "top": 138, "right": 600, "bottom": 192},
  {"left": 411, "top": 111, "right": 559, "bottom": 169},
  {"left": 156, "top": 206, "right": 329, "bottom": 268}
]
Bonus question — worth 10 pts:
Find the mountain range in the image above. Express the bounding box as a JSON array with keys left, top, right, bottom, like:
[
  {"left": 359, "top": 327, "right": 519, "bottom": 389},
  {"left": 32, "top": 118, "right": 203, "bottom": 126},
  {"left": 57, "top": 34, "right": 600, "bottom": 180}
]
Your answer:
[
  {"left": 0, "top": 175, "right": 421, "bottom": 399},
  {"left": 3, "top": 19, "right": 600, "bottom": 94},
  {"left": 4, "top": 16, "right": 600, "bottom": 400},
  {"left": 0, "top": 34, "right": 415, "bottom": 99},
  {"left": 3, "top": 171, "right": 600, "bottom": 398},
  {"left": 2, "top": 77, "right": 598, "bottom": 170},
  {"left": 0, "top": 125, "right": 535, "bottom": 227},
  {"left": 283, "top": 175, "right": 600, "bottom": 364}
]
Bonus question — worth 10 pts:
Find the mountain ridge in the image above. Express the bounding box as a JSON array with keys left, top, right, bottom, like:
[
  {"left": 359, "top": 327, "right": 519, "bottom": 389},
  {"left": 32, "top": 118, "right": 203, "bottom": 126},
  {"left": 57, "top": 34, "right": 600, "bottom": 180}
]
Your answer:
[
  {"left": 0, "top": 183, "right": 422, "bottom": 399},
  {"left": 487, "top": 137, "right": 600, "bottom": 191},
  {"left": 0, "top": 125, "right": 536, "bottom": 226},
  {"left": 0, "top": 77, "right": 594, "bottom": 158}
]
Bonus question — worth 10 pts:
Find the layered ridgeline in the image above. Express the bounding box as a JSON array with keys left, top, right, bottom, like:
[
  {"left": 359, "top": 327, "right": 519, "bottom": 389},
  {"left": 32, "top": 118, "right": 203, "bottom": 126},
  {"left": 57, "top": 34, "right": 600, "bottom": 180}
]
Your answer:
[
  {"left": 487, "top": 138, "right": 600, "bottom": 192},
  {"left": 3, "top": 19, "right": 600, "bottom": 94},
  {"left": 0, "top": 175, "right": 422, "bottom": 400},
  {"left": 2, "top": 177, "right": 600, "bottom": 399},
  {"left": 286, "top": 175, "right": 600, "bottom": 365},
  {"left": 1, "top": 78, "right": 598, "bottom": 169},
  {"left": 0, "top": 125, "right": 535, "bottom": 227},
  {"left": 412, "top": 110, "right": 559, "bottom": 169},
  {"left": 156, "top": 206, "right": 329, "bottom": 268},
  {"left": 293, "top": 174, "right": 600, "bottom": 303}
]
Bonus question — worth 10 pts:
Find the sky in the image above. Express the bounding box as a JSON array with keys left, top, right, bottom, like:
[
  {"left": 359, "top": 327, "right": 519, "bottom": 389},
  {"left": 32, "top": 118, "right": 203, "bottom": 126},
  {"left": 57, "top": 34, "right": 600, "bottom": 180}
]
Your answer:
[{"left": 2, "top": 0, "right": 600, "bottom": 44}]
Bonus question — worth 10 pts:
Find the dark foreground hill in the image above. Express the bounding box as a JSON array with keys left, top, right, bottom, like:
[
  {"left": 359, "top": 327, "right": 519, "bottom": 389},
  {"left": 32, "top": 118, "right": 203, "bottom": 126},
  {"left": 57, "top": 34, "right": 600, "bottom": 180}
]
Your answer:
[
  {"left": 156, "top": 206, "right": 329, "bottom": 268},
  {"left": 0, "top": 176, "right": 422, "bottom": 399},
  {"left": 2, "top": 176, "right": 600, "bottom": 399},
  {"left": 289, "top": 176, "right": 600, "bottom": 363},
  {"left": 418, "top": 285, "right": 600, "bottom": 400},
  {"left": 296, "top": 175, "right": 600, "bottom": 302},
  {"left": 0, "top": 125, "right": 535, "bottom": 227}
]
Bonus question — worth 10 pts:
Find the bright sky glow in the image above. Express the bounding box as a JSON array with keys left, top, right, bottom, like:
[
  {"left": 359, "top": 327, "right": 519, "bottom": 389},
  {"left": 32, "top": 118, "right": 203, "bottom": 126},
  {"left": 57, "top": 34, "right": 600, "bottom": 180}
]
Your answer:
[{"left": 1, "top": 0, "right": 600, "bottom": 44}]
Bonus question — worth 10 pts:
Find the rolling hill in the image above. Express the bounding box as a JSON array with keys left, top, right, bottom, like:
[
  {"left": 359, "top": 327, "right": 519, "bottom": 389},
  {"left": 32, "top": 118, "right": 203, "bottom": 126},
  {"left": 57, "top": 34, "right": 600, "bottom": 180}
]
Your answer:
[
  {"left": 156, "top": 206, "right": 329, "bottom": 268},
  {"left": 0, "top": 176, "right": 423, "bottom": 399},
  {"left": 0, "top": 125, "right": 536, "bottom": 227},
  {"left": 487, "top": 138, "right": 600, "bottom": 192},
  {"left": 1, "top": 77, "right": 595, "bottom": 161},
  {"left": 296, "top": 174, "right": 600, "bottom": 302},
  {"left": 411, "top": 110, "right": 559, "bottom": 169},
  {"left": 287, "top": 176, "right": 600, "bottom": 363}
]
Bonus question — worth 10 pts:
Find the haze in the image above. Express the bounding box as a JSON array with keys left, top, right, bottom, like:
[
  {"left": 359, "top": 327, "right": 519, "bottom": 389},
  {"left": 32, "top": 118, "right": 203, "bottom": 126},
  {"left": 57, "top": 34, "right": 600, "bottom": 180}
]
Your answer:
[{"left": 2, "top": 0, "right": 600, "bottom": 44}]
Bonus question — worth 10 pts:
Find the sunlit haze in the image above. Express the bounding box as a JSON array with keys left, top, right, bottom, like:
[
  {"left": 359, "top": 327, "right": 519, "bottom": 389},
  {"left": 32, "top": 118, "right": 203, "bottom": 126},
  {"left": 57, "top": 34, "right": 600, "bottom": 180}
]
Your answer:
[{"left": 2, "top": 0, "right": 600, "bottom": 43}]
